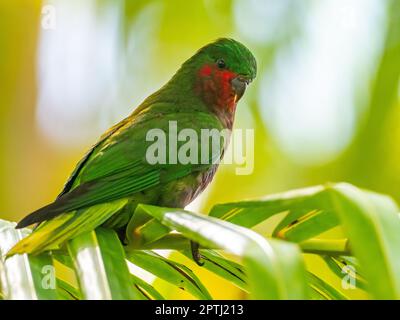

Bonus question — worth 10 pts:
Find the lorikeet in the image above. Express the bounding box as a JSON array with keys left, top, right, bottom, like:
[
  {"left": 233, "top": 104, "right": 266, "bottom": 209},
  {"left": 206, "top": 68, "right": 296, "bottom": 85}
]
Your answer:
[{"left": 8, "top": 38, "right": 257, "bottom": 262}]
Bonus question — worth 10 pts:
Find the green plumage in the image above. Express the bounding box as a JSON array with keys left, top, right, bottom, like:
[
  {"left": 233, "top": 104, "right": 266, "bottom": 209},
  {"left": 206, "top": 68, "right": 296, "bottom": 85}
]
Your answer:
[{"left": 8, "top": 38, "right": 257, "bottom": 256}]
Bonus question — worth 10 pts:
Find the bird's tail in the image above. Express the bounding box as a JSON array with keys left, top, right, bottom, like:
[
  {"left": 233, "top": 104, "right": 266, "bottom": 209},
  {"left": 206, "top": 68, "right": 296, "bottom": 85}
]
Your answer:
[{"left": 7, "top": 198, "right": 129, "bottom": 257}]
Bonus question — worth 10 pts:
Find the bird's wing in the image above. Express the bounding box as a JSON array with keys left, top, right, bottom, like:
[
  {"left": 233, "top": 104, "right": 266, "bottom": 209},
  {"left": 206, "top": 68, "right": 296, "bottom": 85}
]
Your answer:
[
  {"left": 16, "top": 108, "right": 223, "bottom": 229},
  {"left": 57, "top": 109, "right": 135, "bottom": 197}
]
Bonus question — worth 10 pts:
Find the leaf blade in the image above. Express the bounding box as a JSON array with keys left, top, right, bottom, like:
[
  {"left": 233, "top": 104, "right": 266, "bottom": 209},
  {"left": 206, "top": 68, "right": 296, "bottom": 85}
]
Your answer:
[
  {"left": 67, "top": 228, "right": 141, "bottom": 300},
  {"left": 130, "top": 205, "right": 308, "bottom": 299},
  {"left": 0, "top": 220, "right": 57, "bottom": 300}
]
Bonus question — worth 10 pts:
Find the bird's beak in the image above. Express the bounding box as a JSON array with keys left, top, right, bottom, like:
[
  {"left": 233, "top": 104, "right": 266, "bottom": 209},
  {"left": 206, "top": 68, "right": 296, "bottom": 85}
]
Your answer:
[{"left": 231, "top": 75, "right": 250, "bottom": 102}]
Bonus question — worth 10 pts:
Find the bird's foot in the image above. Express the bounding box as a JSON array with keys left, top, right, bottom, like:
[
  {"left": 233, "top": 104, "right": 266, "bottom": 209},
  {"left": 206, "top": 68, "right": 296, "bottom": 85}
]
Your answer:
[{"left": 190, "top": 241, "right": 204, "bottom": 266}]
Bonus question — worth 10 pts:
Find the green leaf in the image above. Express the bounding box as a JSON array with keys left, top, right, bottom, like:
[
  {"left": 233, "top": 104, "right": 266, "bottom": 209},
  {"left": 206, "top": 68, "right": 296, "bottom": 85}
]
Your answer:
[
  {"left": 0, "top": 219, "right": 57, "bottom": 300},
  {"left": 129, "top": 205, "right": 308, "bottom": 299},
  {"left": 126, "top": 250, "right": 212, "bottom": 300},
  {"left": 307, "top": 272, "right": 348, "bottom": 300},
  {"left": 128, "top": 232, "right": 248, "bottom": 292},
  {"left": 56, "top": 278, "right": 82, "bottom": 300},
  {"left": 131, "top": 273, "right": 165, "bottom": 300},
  {"left": 52, "top": 250, "right": 75, "bottom": 269},
  {"left": 209, "top": 183, "right": 400, "bottom": 299},
  {"left": 209, "top": 185, "right": 328, "bottom": 228},
  {"left": 329, "top": 183, "right": 400, "bottom": 299},
  {"left": 67, "top": 227, "right": 141, "bottom": 300},
  {"left": 299, "top": 238, "right": 350, "bottom": 256},
  {"left": 209, "top": 186, "right": 339, "bottom": 242},
  {"left": 308, "top": 286, "right": 328, "bottom": 300},
  {"left": 181, "top": 249, "right": 248, "bottom": 292},
  {"left": 127, "top": 217, "right": 170, "bottom": 249},
  {"left": 322, "top": 256, "right": 367, "bottom": 291},
  {"left": 274, "top": 210, "right": 339, "bottom": 242}
]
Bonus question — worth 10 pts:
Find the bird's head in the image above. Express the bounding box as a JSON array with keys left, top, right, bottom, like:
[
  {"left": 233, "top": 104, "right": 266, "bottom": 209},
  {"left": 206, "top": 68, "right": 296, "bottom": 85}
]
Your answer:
[{"left": 176, "top": 38, "right": 257, "bottom": 114}]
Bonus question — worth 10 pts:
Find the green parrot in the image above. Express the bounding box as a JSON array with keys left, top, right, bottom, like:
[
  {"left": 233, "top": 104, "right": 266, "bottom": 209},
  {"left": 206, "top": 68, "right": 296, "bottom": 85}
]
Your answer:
[{"left": 8, "top": 38, "right": 257, "bottom": 263}]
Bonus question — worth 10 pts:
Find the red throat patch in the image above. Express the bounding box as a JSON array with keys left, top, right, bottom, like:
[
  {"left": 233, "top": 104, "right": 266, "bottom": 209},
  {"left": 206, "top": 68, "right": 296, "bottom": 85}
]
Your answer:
[{"left": 197, "top": 64, "right": 238, "bottom": 113}]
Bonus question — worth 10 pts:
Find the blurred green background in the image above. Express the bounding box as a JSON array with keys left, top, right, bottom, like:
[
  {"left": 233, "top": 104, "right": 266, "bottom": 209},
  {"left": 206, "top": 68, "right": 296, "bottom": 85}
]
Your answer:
[{"left": 0, "top": 0, "right": 399, "bottom": 299}]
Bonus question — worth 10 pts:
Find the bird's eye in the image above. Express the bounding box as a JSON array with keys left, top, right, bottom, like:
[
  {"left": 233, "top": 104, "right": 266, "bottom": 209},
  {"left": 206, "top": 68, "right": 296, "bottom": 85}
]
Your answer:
[{"left": 217, "top": 58, "right": 226, "bottom": 69}]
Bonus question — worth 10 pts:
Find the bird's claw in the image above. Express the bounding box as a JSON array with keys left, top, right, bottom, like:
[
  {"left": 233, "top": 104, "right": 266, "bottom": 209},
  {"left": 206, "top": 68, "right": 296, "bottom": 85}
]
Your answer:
[{"left": 190, "top": 241, "right": 204, "bottom": 266}]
